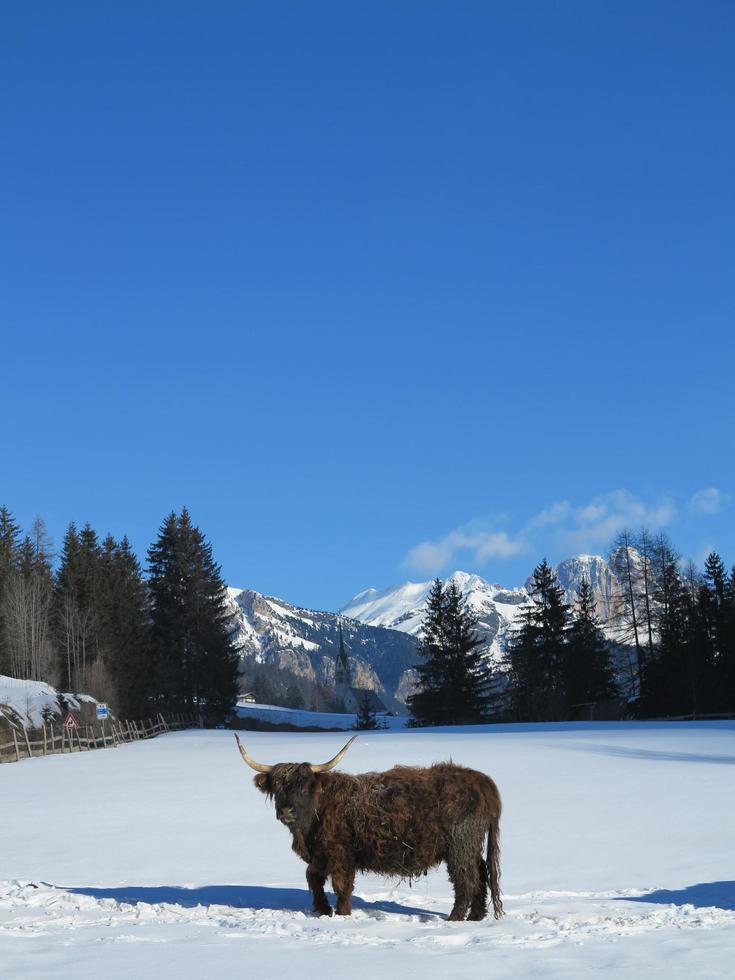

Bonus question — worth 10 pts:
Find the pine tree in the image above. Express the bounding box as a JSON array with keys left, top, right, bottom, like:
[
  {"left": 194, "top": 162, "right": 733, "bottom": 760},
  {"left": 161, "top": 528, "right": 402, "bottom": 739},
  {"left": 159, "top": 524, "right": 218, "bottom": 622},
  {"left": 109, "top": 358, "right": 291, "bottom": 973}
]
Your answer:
[
  {"left": 703, "top": 552, "right": 728, "bottom": 661},
  {"left": 53, "top": 522, "right": 101, "bottom": 689},
  {"left": 251, "top": 665, "right": 276, "bottom": 706},
  {"left": 505, "top": 559, "right": 570, "bottom": 721},
  {"left": 95, "top": 535, "right": 152, "bottom": 717},
  {"left": 148, "top": 509, "right": 240, "bottom": 723},
  {"left": 353, "top": 692, "right": 386, "bottom": 730},
  {"left": 0, "top": 506, "right": 21, "bottom": 573},
  {"left": 0, "top": 506, "right": 22, "bottom": 674},
  {"left": 443, "top": 581, "right": 493, "bottom": 724},
  {"left": 407, "top": 579, "right": 447, "bottom": 726},
  {"left": 285, "top": 676, "right": 304, "bottom": 710},
  {"left": 700, "top": 553, "right": 732, "bottom": 713},
  {"left": 640, "top": 559, "right": 716, "bottom": 717},
  {"left": 565, "top": 579, "right": 618, "bottom": 714},
  {"left": 719, "top": 566, "right": 735, "bottom": 708},
  {"left": 408, "top": 578, "right": 491, "bottom": 726}
]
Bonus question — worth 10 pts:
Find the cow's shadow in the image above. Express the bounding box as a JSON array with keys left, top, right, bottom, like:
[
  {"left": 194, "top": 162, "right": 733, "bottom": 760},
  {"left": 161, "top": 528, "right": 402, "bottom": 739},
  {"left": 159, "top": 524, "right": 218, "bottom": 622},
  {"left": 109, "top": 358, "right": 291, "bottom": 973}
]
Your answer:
[
  {"left": 618, "top": 881, "right": 735, "bottom": 911},
  {"left": 66, "top": 883, "right": 437, "bottom": 918}
]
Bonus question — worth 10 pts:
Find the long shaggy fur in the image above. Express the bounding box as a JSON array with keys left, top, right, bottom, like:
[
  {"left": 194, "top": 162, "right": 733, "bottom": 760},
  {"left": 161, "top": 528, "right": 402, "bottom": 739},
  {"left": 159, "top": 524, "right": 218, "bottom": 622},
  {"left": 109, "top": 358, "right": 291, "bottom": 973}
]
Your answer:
[{"left": 253, "top": 760, "right": 503, "bottom": 921}]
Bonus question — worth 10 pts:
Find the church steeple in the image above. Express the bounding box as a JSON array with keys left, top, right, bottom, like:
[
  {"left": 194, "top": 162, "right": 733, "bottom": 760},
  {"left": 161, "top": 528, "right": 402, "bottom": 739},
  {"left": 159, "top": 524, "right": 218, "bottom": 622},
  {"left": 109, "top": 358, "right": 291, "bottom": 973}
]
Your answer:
[{"left": 335, "top": 621, "right": 349, "bottom": 690}]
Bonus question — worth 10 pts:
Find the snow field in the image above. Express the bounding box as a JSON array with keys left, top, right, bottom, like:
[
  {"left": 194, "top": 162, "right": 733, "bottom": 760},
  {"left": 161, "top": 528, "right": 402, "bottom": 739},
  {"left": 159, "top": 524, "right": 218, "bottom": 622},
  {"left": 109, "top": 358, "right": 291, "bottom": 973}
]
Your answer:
[{"left": 2, "top": 722, "right": 734, "bottom": 978}]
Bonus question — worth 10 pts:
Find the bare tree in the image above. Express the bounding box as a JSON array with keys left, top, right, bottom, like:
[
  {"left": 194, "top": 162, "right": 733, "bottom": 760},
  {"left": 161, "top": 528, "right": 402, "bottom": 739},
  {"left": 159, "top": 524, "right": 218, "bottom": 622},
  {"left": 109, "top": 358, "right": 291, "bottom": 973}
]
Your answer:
[
  {"left": 609, "top": 529, "right": 644, "bottom": 689},
  {"left": 635, "top": 527, "right": 656, "bottom": 659},
  {"left": 2, "top": 562, "right": 54, "bottom": 682},
  {"left": 651, "top": 532, "right": 680, "bottom": 624}
]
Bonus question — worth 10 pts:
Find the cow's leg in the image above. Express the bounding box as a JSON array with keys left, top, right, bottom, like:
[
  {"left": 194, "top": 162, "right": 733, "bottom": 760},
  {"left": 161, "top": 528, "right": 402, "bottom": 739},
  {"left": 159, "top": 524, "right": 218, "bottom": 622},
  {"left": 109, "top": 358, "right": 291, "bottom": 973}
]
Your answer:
[
  {"left": 306, "top": 864, "right": 332, "bottom": 916},
  {"left": 330, "top": 858, "right": 356, "bottom": 916},
  {"left": 446, "top": 822, "right": 484, "bottom": 921},
  {"left": 446, "top": 860, "right": 477, "bottom": 921},
  {"left": 467, "top": 857, "right": 489, "bottom": 921}
]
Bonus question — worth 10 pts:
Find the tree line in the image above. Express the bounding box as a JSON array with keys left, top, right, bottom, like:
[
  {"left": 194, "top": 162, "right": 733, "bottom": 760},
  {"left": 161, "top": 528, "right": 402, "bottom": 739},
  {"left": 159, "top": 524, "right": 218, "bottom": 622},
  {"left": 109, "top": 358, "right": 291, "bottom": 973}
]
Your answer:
[
  {"left": 0, "top": 505, "right": 239, "bottom": 723},
  {"left": 407, "top": 531, "right": 735, "bottom": 725}
]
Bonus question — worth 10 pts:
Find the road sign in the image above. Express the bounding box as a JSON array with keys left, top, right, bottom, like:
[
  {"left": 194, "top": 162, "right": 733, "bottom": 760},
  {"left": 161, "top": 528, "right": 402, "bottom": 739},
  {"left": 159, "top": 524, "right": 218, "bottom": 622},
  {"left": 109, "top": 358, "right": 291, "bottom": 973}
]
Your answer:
[
  {"left": 63, "top": 712, "right": 79, "bottom": 731},
  {"left": 96, "top": 703, "right": 109, "bottom": 721}
]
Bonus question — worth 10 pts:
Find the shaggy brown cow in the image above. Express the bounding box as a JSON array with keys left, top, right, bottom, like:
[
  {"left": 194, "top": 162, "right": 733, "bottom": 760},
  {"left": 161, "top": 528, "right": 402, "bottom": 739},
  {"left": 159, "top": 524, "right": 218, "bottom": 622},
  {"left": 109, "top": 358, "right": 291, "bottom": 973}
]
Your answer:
[{"left": 235, "top": 734, "right": 503, "bottom": 921}]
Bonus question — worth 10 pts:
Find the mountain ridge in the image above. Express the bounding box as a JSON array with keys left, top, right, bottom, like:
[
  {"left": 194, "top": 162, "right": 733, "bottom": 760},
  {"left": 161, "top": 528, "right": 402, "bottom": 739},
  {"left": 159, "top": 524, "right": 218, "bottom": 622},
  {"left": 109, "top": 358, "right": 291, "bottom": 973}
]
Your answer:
[{"left": 228, "top": 553, "right": 624, "bottom": 707}]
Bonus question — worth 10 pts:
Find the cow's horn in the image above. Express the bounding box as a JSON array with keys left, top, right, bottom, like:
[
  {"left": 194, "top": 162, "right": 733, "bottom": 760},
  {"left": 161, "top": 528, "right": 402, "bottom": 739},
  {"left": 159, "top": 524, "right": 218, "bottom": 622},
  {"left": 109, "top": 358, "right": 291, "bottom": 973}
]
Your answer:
[
  {"left": 234, "top": 733, "right": 273, "bottom": 773},
  {"left": 309, "top": 735, "right": 357, "bottom": 773}
]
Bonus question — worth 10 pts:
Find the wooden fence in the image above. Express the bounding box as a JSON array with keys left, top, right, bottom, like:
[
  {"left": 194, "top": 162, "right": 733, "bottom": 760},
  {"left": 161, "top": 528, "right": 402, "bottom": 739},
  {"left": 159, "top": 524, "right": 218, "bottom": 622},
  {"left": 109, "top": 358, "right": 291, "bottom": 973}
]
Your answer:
[
  {"left": 648, "top": 712, "right": 735, "bottom": 721},
  {"left": 0, "top": 712, "right": 197, "bottom": 764}
]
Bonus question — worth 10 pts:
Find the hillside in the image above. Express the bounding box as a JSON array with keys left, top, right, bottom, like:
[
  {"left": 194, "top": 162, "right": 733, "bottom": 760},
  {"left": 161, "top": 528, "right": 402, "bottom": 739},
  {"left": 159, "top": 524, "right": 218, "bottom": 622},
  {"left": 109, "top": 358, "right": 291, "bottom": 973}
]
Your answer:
[
  {"left": 0, "top": 675, "right": 98, "bottom": 730},
  {"left": 226, "top": 588, "right": 418, "bottom": 710}
]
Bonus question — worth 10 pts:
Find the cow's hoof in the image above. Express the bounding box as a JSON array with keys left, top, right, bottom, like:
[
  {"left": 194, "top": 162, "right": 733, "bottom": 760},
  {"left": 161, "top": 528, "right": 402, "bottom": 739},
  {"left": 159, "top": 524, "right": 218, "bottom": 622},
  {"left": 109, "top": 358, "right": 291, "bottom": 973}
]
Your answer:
[
  {"left": 312, "top": 906, "right": 332, "bottom": 917},
  {"left": 447, "top": 909, "right": 467, "bottom": 922},
  {"left": 335, "top": 907, "right": 352, "bottom": 916}
]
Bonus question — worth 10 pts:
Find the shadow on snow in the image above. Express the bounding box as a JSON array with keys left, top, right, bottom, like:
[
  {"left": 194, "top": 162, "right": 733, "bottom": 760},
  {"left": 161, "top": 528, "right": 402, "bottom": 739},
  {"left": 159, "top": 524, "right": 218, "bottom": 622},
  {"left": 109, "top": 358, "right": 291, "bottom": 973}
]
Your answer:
[
  {"left": 619, "top": 881, "right": 735, "bottom": 911},
  {"left": 65, "top": 883, "right": 437, "bottom": 917},
  {"left": 572, "top": 744, "right": 735, "bottom": 765}
]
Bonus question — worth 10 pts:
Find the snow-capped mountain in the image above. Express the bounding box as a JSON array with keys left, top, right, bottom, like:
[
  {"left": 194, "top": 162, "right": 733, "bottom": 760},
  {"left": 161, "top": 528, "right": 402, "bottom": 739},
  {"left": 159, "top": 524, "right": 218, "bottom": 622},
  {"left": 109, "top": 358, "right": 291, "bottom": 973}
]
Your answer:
[
  {"left": 341, "top": 570, "right": 529, "bottom": 663},
  {"left": 341, "top": 555, "right": 621, "bottom": 664},
  {"left": 542, "top": 555, "right": 621, "bottom": 623},
  {"left": 228, "top": 554, "right": 625, "bottom": 707},
  {"left": 225, "top": 588, "right": 418, "bottom": 709}
]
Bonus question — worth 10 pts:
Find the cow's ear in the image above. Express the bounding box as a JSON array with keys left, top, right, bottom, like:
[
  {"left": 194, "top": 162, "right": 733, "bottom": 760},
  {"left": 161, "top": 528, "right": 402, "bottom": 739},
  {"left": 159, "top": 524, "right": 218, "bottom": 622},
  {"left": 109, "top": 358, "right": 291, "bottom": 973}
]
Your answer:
[{"left": 253, "top": 773, "right": 271, "bottom": 795}]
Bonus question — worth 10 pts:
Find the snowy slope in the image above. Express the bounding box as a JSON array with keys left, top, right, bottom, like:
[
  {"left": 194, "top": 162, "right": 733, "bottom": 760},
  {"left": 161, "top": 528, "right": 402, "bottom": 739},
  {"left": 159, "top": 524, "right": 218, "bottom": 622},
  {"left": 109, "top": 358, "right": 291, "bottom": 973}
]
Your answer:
[
  {"left": 2, "top": 723, "right": 734, "bottom": 978},
  {"left": 0, "top": 675, "right": 96, "bottom": 729}
]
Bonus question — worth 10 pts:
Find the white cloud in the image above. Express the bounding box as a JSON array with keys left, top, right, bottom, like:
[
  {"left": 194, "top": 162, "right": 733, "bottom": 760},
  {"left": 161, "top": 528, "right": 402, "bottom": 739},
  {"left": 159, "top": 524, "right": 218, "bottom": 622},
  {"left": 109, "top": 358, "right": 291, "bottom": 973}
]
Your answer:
[
  {"left": 688, "top": 487, "right": 730, "bottom": 516},
  {"left": 403, "top": 527, "right": 526, "bottom": 577},
  {"left": 402, "top": 489, "right": 677, "bottom": 576},
  {"left": 548, "top": 490, "right": 677, "bottom": 554}
]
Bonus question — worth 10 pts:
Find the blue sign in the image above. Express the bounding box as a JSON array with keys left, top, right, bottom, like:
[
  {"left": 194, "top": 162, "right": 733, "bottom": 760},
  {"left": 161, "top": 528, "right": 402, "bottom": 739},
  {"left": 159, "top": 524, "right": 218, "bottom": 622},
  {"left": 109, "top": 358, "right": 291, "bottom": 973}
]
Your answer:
[{"left": 96, "top": 703, "right": 109, "bottom": 721}]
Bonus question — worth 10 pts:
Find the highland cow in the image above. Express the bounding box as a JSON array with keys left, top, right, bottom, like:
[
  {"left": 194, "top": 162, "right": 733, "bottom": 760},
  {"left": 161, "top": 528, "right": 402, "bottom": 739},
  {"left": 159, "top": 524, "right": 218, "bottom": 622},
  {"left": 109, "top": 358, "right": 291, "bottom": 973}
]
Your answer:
[{"left": 235, "top": 734, "right": 503, "bottom": 921}]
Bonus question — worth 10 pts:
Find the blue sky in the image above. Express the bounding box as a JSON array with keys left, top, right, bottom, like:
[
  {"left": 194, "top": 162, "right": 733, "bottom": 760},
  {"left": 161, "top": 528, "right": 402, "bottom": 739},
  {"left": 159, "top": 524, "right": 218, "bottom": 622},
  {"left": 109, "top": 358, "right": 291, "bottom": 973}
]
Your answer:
[{"left": 1, "top": 2, "right": 733, "bottom": 609}]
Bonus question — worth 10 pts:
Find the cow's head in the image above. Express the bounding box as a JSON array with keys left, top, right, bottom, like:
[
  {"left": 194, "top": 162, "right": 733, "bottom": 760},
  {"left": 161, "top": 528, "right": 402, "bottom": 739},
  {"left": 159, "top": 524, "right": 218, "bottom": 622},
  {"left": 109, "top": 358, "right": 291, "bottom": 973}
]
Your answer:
[{"left": 234, "top": 734, "right": 356, "bottom": 832}]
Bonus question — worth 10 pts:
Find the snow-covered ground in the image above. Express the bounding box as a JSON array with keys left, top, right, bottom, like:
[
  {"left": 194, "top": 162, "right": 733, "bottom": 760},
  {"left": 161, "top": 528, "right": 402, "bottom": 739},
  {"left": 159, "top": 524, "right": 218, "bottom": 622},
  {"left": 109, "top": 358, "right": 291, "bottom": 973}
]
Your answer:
[
  {"left": 2, "top": 722, "right": 734, "bottom": 978},
  {"left": 234, "top": 699, "right": 407, "bottom": 730},
  {"left": 0, "top": 674, "right": 96, "bottom": 728}
]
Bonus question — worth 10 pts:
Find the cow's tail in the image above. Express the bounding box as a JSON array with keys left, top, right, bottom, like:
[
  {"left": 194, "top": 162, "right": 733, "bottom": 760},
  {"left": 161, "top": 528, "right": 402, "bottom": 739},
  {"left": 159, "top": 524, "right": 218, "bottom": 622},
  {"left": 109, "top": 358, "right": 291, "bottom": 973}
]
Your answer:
[{"left": 486, "top": 817, "right": 503, "bottom": 919}]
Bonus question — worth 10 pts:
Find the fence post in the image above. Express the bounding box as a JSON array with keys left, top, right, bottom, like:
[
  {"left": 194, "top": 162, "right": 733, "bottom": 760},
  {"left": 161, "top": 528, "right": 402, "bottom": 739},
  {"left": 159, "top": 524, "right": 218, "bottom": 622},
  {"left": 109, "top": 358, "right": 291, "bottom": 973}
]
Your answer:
[
  {"left": 23, "top": 727, "right": 33, "bottom": 759},
  {"left": 43, "top": 724, "right": 47, "bottom": 756},
  {"left": 12, "top": 728, "right": 20, "bottom": 763}
]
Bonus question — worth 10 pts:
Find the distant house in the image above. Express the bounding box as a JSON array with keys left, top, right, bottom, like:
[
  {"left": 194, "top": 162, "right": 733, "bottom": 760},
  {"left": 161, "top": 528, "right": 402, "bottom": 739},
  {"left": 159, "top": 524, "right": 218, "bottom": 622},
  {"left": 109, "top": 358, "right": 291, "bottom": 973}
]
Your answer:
[
  {"left": 239, "top": 692, "right": 256, "bottom": 704},
  {"left": 335, "top": 623, "right": 388, "bottom": 715}
]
